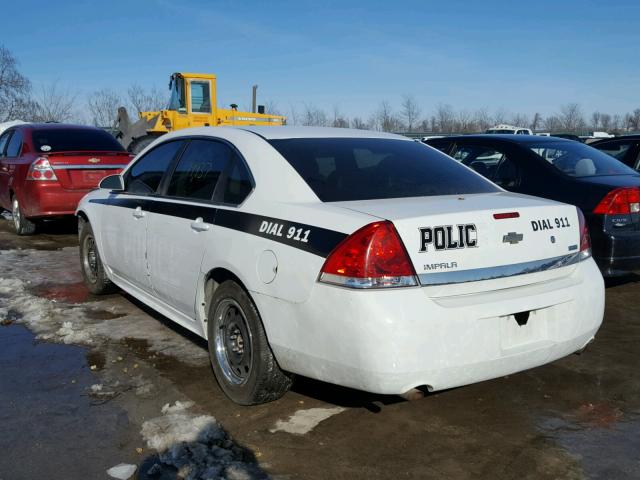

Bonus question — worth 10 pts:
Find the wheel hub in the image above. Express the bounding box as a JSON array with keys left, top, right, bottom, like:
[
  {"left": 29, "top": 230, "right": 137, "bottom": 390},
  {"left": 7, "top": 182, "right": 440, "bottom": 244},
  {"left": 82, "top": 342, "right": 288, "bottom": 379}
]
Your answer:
[{"left": 214, "top": 299, "right": 253, "bottom": 385}]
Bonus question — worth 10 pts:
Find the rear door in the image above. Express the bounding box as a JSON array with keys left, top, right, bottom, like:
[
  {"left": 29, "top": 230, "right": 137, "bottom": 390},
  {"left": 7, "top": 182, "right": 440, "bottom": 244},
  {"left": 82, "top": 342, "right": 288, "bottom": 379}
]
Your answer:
[
  {"left": 100, "top": 140, "right": 185, "bottom": 292},
  {"left": 146, "top": 138, "right": 237, "bottom": 317}
]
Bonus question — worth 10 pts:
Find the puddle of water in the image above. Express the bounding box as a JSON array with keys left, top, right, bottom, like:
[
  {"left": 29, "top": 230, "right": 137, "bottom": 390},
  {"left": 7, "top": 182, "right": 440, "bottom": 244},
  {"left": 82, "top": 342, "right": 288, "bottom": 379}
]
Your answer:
[
  {"left": 0, "top": 323, "right": 140, "bottom": 478},
  {"left": 30, "top": 281, "right": 91, "bottom": 304},
  {"left": 538, "top": 407, "right": 640, "bottom": 478}
]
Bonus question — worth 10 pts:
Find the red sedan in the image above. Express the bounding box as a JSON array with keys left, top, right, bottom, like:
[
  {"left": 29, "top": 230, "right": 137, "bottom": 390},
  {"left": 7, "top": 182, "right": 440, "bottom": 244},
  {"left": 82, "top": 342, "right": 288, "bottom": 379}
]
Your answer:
[{"left": 0, "top": 123, "right": 133, "bottom": 235}]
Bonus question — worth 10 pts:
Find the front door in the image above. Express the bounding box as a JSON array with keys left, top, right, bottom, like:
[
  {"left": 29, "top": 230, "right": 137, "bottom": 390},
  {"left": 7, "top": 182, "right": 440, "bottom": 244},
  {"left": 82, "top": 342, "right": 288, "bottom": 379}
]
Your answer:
[{"left": 146, "top": 139, "right": 234, "bottom": 318}]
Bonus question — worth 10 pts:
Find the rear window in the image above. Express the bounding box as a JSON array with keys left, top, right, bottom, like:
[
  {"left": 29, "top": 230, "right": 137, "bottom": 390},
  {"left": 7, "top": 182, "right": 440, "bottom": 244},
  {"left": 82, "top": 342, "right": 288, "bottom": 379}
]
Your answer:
[
  {"left": 32, "top": 128, "right": 125, "bottom": 153},
  {"left": 528, "top": 141, "right": 637, "bottom": 177},
  {"left": 268, "top": 138, "right": 499, "bottom": 202}
]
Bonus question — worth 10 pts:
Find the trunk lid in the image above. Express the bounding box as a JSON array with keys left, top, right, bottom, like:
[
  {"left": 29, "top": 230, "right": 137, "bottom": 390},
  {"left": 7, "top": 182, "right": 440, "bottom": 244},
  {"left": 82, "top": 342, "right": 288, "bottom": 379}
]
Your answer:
[
  {"left": 48, "top": 151, "right": 133, "bottom": 190},
  {"left": 334, "top": 192, "right": 582, "bottom": 287}
]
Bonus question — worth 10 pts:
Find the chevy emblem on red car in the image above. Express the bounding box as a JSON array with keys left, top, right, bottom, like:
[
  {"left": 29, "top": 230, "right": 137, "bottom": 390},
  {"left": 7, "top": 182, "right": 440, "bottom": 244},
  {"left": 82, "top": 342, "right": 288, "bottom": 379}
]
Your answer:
[{"left": 88, "top": 157, "right": 101, "bottom": 164}]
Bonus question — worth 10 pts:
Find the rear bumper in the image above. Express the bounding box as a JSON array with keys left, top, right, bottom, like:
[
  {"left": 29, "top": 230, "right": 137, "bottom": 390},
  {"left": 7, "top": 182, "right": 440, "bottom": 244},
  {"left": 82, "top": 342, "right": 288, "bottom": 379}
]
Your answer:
[
  {"left": 592, "top": 230, "right": 640, "bottom": 276},
  {"left": 255, "top": 258, "right": 604, "bottom": 395},
  {"left": 21, "top": 182, "right": 91, "bottom": 218}
]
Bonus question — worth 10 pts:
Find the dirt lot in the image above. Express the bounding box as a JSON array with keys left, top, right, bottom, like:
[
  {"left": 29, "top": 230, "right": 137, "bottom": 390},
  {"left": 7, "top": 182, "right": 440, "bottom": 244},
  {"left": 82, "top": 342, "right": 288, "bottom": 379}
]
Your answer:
[{"left": 0, "top": 219, "right": 639, "bottom": 480}]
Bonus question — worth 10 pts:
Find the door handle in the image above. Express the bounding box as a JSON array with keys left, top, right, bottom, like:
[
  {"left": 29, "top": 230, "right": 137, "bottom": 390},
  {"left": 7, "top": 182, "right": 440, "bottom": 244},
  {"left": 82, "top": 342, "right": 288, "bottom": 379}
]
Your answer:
[
  {"left": 132, "top": 206, "right": 145, "bottom": 219},
  {"left": 190, "top": 217, "right": 211, "bottom": 232}
]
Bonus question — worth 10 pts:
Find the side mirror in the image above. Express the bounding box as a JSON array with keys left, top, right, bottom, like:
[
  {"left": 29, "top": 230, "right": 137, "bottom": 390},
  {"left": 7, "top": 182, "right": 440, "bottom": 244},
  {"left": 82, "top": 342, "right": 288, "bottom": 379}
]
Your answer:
[{"left": 99, "top": 174, "right": 125, "bottom": 191}]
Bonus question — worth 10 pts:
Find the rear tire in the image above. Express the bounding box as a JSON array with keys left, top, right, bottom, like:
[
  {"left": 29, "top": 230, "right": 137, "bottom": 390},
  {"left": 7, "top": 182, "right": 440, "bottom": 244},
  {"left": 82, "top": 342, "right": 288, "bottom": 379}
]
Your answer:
[
  {"left": 79, "top": 219, "right": 116, "bottom": 295},
  {"left": 11, "top": 196, "right": 36, "bottom": 236},
  {"left": 207, "top": 280, "right": 292, "bottom": 405}
]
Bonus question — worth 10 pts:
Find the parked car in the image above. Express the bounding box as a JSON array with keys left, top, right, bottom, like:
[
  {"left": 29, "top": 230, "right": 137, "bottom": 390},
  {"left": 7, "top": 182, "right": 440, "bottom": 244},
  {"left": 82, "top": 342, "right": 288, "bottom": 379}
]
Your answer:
[
  {"left": 485, "top": 124, "right": 533, "bottom": 135},
  {"left": 426, "top": 135, "right": 640, "bottom": 276},
  {"left": 0, "top": 123, "right": 133, "bottom": 235},
  {"left": 590, "top": 135, "right": 640, "bottom": 170},
  {"left": 77, "top": 126, "right": 603, "bottom": 405}
]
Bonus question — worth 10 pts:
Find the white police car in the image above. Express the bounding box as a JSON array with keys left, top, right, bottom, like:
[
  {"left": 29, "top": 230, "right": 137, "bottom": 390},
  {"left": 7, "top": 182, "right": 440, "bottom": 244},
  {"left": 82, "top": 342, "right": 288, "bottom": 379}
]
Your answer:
[{"left": 77, "top": 126, "right": 604, "bottom": 405}]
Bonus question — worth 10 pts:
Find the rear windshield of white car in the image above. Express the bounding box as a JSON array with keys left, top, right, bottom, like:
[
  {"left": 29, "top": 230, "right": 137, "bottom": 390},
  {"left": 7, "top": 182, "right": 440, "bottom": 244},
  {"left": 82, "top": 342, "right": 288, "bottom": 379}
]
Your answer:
[
  {"left": 32, "top": 128, "right": 125, "bottom": 153},
  {"left": 528, "top": 141, "right": 637, "bottom": 177},
  {"left": 268, "top": 138, "right": 499, "bottom": 202}
]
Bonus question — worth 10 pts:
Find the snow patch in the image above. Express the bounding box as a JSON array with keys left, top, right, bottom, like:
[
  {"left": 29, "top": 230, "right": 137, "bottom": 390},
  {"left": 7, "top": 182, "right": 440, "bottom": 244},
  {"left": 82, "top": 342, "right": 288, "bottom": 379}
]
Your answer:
[
  {"left": 106, "top": 463, "right": 136, "bottom": 479},
  {"left": 270, "top": 407, "right": 346, "bottom": 435},
  {"left": 141, "top": 401, "right": 267, "bottom": 479}
]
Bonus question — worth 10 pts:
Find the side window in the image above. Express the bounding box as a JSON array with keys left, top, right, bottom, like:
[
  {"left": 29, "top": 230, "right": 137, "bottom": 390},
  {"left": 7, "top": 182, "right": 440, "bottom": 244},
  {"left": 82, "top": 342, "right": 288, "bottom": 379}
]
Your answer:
[
  {"left": 166, "top": 139, "right": 231, "bottom": 201},
  {"left": 218, "top": 154, "right": 254, "bottom": 205},
  {"left": 593, "top": 141, "right": 632, "bottom": 161},
  {"left": 453, "top": 144, "right": 521, "bottom": 189},
  {"left": 6, "top": 130, "right": 23, "bottom": 157},
  {"left": 190, "top": 81, "right": 211, "bottom": 113},
  {"left": 125, "top": 141, "right": 184, "bottom": 195},
  {"left": 0, "top": 131, "right": 13, "bottom": 158},
  {"left": 427, "top": 141, "right": 452, "bottom": 154}
]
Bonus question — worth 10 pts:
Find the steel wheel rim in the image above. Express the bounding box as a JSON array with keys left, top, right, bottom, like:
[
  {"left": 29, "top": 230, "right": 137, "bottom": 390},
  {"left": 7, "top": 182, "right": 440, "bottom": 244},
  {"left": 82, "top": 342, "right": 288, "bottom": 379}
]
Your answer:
[
  {"left": 82, "top": 234, "right": 99, "bottom": 283},
  {"left": 213, "top": 298, "right": 253, "bottom": 385},
  {"left": 12, "top": 199, "right": 20, "bottom": 231}
]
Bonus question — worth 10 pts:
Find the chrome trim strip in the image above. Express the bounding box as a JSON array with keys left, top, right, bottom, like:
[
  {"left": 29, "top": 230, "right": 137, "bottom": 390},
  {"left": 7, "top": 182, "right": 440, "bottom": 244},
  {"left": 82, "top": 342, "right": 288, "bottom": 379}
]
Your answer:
[
  {"left": 418, "top": 252, "right": 583, "bottom": 286},
  {"left": 51, "top": 164, "right": 128, "bottom": 170}
]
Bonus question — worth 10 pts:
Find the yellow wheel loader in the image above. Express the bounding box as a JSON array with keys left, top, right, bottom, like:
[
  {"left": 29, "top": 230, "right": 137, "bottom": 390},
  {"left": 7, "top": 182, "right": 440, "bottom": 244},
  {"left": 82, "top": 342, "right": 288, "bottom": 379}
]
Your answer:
[{"left": 115, "top": 72, "right": 286, "bottom": 153}]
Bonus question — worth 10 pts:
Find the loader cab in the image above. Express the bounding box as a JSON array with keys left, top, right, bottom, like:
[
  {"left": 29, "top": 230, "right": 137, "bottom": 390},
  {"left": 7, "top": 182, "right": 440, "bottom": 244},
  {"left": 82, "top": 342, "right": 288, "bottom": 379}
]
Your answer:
[{"left": 167, "top": 74, "right": 187, "bottom": 113}]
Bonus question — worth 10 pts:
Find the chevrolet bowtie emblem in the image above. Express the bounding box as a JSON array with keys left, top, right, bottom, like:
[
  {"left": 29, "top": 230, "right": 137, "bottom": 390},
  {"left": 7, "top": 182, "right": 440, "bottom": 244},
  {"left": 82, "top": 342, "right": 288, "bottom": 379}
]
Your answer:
[
  {"left": 503, "top": 232, "right": 524, "bottom": 244},
  {"left": 88, "top": 157, "right": 101, "bottom": 164}
]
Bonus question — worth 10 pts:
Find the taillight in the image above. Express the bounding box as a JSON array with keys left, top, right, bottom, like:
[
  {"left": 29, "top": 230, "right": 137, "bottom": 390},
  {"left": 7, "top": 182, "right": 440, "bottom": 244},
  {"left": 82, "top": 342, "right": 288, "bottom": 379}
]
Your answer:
[
  {"left": 577, "top": 208, "right": 591, "bottom": 259},
  {"left": 319, "top": 221, "right": 418, "bottom": 288},
  {"left": 593, "top": 187, "right": 640, "bottom": 215},
  {"left": 27, "top": 157, "right": 58, "bottom": 181}
]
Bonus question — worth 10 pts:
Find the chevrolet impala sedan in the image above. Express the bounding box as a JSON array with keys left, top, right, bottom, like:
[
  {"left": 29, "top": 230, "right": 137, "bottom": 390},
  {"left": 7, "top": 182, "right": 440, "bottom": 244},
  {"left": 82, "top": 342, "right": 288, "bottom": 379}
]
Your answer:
[{"left": 76, "top": 126, "right": 604, "bottom": 405}]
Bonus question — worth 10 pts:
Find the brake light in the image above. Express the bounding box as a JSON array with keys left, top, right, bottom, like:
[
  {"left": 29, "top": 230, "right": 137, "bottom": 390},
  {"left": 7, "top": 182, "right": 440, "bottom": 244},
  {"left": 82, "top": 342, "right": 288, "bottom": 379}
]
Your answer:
[
  {"left": 577, "top": 208, "right": 591, "bottom": 259},
  {"left": 319, "top": 221, "right": 418, "bottom": 288},
  {"left": 27, "top": 157, "right": 58, "bottom": 181},
  {"left": 593, "top": 187, "right": 640, "bottom": 215}
]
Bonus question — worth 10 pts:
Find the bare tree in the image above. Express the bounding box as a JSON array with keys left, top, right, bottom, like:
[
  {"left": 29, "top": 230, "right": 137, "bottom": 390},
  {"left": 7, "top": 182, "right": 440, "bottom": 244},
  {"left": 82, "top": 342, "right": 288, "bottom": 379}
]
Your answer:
[
  {"left": 600, "top": 113, "right": 611, "bottom": 131},
  {"left": 530, "top": 112, "right": 543, "bottom": 131},
  {"left": 87, "top": 89, "right": 121, "bottom": 128},
  {"left": 612, "top": 114, "right": 622, "bottom": 134},
  {"left": 473, "top": 108, "right": 492, "bottom": 132},
  {"left": 558, "top": 103, "right": 585, "bottom": 132},
  {"left": 0, "top": 45, "right": 33, "bottom": 121},
  {"left": 287, "top": 103, "right": 300, "bottom": 126},
  {"left": 302, "top": 103, "right": 328, "bottom": 126},
  {"left": 435, "top": 103, "right": 455, "bottom": 133},
  {"left": 351, "top": 117, "right": 369, "bottom": 130},
  {"left": 264, "top": 100, "right": 282, "bottom": 116},
  {"left": 630, "top": 109, "right": 640, "bottom": 132},
  {"left": 544, "top": 115, "right": 562, "bottom": 132},
  {"left": 331, "top": 105, "right": 349, "bottom": 128},
  {"left": 127, "top": 84, "right": 165, "bottom": 114},
  {"left": 372, "top": 101, "right": 401, "bottom": 132},
  {"left": 400, "top": 94, "right": 421, "bottom": 132},
  {"left": 31, "top": 81, "right": 76, "bottom": 122},
  {"left": 591, "top": 111, "right": 601, "bottom": 130},
  {"left": 456, "top": 110, "right": 474, "bottom": 133},
  {"left": 510, "top": 113, "right": 529, "bottom": 128},
  {"left": 492, "top": 108, "right": 509, "bottom": 125}
]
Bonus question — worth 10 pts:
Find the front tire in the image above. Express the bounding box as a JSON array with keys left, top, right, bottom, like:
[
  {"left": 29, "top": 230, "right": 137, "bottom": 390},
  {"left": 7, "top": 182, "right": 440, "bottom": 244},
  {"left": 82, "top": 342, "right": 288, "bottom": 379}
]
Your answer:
[
  {"left": 11, "top": 196, "right": 36, "bottom": 236},
  {"left": 79, "top": 219, "right": 116, "bottom": 295},
  {"left": 127, "top": 134, "right": 162, "bottom": 155},
  {"left": 207, "top": 281, "right": 292, "bottom": 405}
]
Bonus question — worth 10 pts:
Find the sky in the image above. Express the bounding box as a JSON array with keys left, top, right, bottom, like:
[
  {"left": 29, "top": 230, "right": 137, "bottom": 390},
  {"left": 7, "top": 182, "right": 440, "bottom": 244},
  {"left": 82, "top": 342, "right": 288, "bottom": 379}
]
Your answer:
[{"left": 3, "top": 0, "right": 640, "bottom": 120}]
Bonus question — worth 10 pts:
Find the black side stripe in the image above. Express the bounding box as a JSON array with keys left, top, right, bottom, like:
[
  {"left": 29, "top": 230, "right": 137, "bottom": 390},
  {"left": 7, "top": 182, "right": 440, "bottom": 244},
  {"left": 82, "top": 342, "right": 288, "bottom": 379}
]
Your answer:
[{"left": 88, "top": 197, "right": 347, "bottom": 258}]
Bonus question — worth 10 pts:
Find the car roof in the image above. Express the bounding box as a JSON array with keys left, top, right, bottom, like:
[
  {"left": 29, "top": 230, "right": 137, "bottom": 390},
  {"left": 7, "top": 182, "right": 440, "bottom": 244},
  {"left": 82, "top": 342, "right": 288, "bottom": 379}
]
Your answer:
[
  {"left": 590, "top": 134, "right": 640, "bottom": 144},
  {"left": 18, "top": 123, "right": 106, "bottom": 131},
  {"left": 429, "top": 134, "right": 576, "bottom": 145},
  {"left": 236, "top": 126, "right": 409, "bottom": 140}
]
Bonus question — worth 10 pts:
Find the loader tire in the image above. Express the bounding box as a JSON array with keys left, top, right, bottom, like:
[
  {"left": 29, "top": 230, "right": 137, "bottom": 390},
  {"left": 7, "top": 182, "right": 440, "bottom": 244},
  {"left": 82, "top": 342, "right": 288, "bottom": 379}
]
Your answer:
[{"left": 127, "top": 134, "right": 162, "bottom": 155}]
